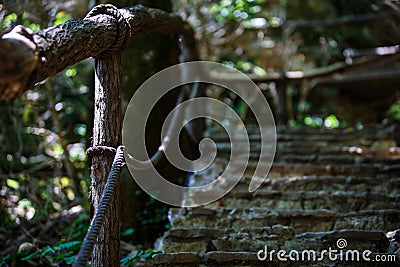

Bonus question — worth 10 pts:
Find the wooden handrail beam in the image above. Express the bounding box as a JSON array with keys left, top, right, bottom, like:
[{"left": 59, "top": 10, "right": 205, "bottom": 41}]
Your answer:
[{"left": 0, "top": 5, "right": 191, "bottom": 100}]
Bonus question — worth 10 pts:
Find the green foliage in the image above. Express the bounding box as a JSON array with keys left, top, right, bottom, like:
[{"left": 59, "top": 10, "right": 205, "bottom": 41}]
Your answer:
[
  {"left": 6, "top": 178, "right": 19, "bottom": 189},
  {"left": 0, "top": 209, "right": 160, "bottom": 266},
  {"left": 54, "top": 11, "right": 72, "bottom": 26},
  {"left": 0, "top": 61, "right": 91, "bottom": 225},
  {"left": 120, "top": 249, "right": 162, "bottom": 266},
  {"left": 63, "top": 213, "right": 90, "bottom": 240},
  {"left": 0, "top": 7, "right": 93, "bottom": 263},
  {"left": 121, "top": 228, "right": 135, "bottom": 237},
  {"left": 1, "top": 12, "right": 18, "bottom": 31},
  {"left": 324, "top": 114, "right": 340, "bottom": 128},
  {"left": 303, "top": 114, "right": 340, "bottom": 128},
  {"left": 387, "top": 95, "right": 400, "bottom": 121},
  {"left": 0, "top": 213, "right": 89, "bottom": 266},
  {"left": 0, "top": 12, "right": 41, "bottom": 32},
  {"left": 136, "top": 194, "right": 170, "bottom": 229},
  {"left": 20, "top": 241, "right": 81, "bottom": 263},
  {"left": 210, "top": 0, "right": 266, "bottom": 23}
]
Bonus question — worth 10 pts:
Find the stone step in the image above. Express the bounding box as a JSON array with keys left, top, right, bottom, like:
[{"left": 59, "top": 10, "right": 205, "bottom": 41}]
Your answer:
[
  {"left": 235, "top": 176, "right": 400, "bottom": 195},
  {"left": 206, "top": 124, "right": 394, "bottom": 138},
  {"left": 184, "top": 190, "right": 399, "bottom": 212},
  {"left": 222, "top": 152, "right": 400, "bottom": 165},
  {"left": 214, "top": 142, "right": 400, "bottom": 161},
  {"left": 205, "top": 130, "right": 395, "bottom": 147},
  {"left": 275, "top": 124, "right": 393, "bottom": 136},
  {"left": 153, "top": 252, "right": 201, "bottom": 266},
  {"left": 211, "top": 138, "right": 397, "bottom": 154},
  {"left": 189, "top": 161, "right": 398, "bottom": 190},
  {"left": 162, "top": 225, "right": 295, "bottom": 253},
  {"left": 213, "top": 161, "right": 397, "bottom": 179},
  {"left": 277, "top": 139, "right": 396, "bottom": 149},
  {"left": 156, "top": 124, "right": 400, "bottom": 266},
  {"left": 168, "top": 208, "right": 400, "bottom": 233},
  {"left": 293, "top": 229, "right": 389, "bottom": 252},
  {"left": 278, "top": 154, "right": 400, "bottom": 165},
  {"left": 279, "top": 146, "right": 400, "bottom": 157},
  {"left": 153, "top": 251, "right": 400, "bottom": 266},
  {"left": 242, "top": 147, "right": 400, "bottom": 159},
  {"left": 248, "top": 162, "right": 396, "bottom": 177},
  {"left": 162, "top": 228, "right": 390, "bottom": 254}
]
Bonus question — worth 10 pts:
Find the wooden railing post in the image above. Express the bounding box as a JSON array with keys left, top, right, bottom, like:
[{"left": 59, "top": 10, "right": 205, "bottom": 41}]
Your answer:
[{"left": 90, "top": 53, "right": 122, "bottom": 267}]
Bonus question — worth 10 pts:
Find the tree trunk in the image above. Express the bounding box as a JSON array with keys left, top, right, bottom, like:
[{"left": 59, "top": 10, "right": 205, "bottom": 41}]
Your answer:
[{"left": 90, "top": 53, "right": 122, "bottom": 267}]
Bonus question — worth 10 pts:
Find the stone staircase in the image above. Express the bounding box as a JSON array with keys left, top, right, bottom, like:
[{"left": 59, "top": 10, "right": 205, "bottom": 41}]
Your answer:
[{"left": 153, "top": 125, "right": 400, "bottom": 266}]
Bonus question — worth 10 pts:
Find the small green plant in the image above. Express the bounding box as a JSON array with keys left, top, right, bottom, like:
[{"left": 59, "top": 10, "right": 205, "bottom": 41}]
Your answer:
[
  {"left": 120, "top": 249, "right": 162, "bottom": 266},
  {"left": 387, "top": 97, "right": 400, "bottom": 121},
  {"left": 20, "top": 241, "right": 81, "bottom": 265},
  {"left": 0, "top": 213, "right": 89, "bottom": 266},
  {"left": 0, "top": 241, "right": 82, "bottom": 266}
]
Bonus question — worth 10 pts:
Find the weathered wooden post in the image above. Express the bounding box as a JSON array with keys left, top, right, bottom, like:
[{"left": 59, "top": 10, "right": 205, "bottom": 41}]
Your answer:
[
  {"left": 90, "top": 54, "right": 122, "bottom": 266},
  {"left": 84, "top": 5, "right": 130, "bottom": 266}
]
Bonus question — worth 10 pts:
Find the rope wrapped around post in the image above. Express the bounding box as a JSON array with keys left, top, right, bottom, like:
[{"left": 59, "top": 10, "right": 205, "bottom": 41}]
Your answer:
[
  {"left": 84, "top": 4, "right": 132, "bottom": 59},
  {"left": 73, "top": 146, "right": 125, "bottom": 267},
  {"left": 86, "top": 4, "right": 128, "bottom": 266},
  {"left": 86, "top": 146, "right": 117, "bottom": 157}
]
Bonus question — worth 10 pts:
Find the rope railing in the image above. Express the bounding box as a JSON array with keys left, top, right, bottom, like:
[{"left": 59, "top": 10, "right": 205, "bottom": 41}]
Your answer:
[
  {"left": 75, "top": 81, "right": 198, "bottom": 265},
  {"left": 124, "top": 82, "right": 199, "bottom": 170},
  {"left": 73, "top": 146, "right": 125, "bottom": 267}
]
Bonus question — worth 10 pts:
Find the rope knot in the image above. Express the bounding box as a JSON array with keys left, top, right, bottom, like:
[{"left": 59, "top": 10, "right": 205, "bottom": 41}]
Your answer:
[
  {"left": 85, "top": 4, "right": 131, "bottom": 59},
  {"left": 86, "top": 146, "right": 117, "bottom": 157}
]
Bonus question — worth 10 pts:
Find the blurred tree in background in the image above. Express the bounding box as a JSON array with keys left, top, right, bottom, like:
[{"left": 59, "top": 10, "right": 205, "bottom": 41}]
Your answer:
[
  {"left": 174, "top": 0, "right": 400, "bottom": 126},
  {"left": 1, "top": 0, "right": 400, "bottom": 265}
]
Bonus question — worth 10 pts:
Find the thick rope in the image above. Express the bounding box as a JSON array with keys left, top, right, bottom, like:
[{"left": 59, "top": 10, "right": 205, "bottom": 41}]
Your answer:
[
  {"left": 124, "top": 86, "right": 187, "bottom": 170},
  {"left": 124, "top": 33, "right": 199, "bottom": 171},
  {"left": 73, "top": 146, "right": 125, "bottom": 267},
  {"left": 85, "top": 4, "right": 131, "bottom": 59},
  {"left": 124, "top": 82, "right": 199, "bottom": 170}
]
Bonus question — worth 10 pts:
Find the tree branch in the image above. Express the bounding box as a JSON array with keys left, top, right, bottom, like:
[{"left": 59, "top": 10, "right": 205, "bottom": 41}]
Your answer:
[
  {"left": 284, "top": 11, "right": 398, "bottom": 29},
  {"left": 311, "top": 68, "right": 400, "bottom": 87},
  {"left": 0, "top": 5, "right": 188, "bottom": 100},
  {"left": 211, "top": 50, "right": 400, "bottom": 83}
]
